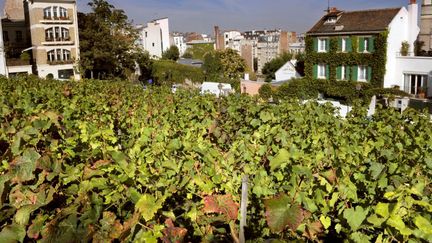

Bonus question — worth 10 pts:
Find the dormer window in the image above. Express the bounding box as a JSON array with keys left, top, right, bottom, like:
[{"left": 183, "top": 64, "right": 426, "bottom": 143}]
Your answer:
[{"left": 326, "top": 17, "right": 337, "bottom": 24}]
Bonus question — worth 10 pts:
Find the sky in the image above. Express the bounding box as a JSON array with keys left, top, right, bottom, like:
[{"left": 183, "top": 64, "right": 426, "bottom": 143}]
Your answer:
[{"left": 53, "top": 0, "right": 418, "bottom": 34}]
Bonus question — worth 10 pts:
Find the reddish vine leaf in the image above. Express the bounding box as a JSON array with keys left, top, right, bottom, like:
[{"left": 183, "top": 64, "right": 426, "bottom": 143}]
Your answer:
[
  {"left": 161, "top": 219, "right": 187, "bottom": 243},
  {"left": 322, "top": 169, "right": 337, "bottom": 184},
  {"left": 203, "top": 194, "right": 239, "bottom": 221},
  {"left": 264, "top": 194, "right": 305, "bottom": 233},
  {"left": 303, "top": 221, "right": 324, "bottom": 240}
]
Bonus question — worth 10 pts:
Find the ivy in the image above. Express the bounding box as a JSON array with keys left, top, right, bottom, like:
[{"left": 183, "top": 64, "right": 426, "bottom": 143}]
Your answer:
[{"left": 305, "top": 31, "right": 388, "bottom": 87}]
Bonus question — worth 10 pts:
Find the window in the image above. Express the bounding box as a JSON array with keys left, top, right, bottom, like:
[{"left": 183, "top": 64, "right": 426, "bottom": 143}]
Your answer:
[
  {"left": 59, "top": 7, "right": 67, "bottom": 18},
  {"left": 318, "top": 64, "right": 327, "bottom": 79},
  {"left": 3, "top": 31, "right": 9, "bottom": 42},
  {"left": 47, "top": 50, "right": 55, "bottom": 62},
  {"left": 341, "top": 38, "right": 348, "bottom": 52},
  {"left": 55, "top": 27, "right": 61, "bottom": 40},
  {"left": 45, "top": 28, "right": 54, "bottom": 40},
  {"left": 53, "top": 7, "right": 58, "bottom": 18},
  {"left": 44, "top": 7, "right": 51, "bottom": 19},
  {"left": 58, "top": 69, "right": 74, "bottom": 80},
  {"left": 47, "top": 49, "right": 72, "bottom": 62},
  {"left": 152, "top": 43, "right": 155, "bottom": 47},
  {"left": 61, "top": 28, "right": 69, "bottom": 40},
  {"left": 63, "top": 50, "right": 71, "bottom": 60},
  {"left": 338, "top": 65, "right": 349, "bottom": 80},
  {"left": 404, "top": 74, "right": 428, "bottom": 96},
  {"left": 358, "top": 66, "right": 367, "bottom": 81},
  {"left": 15, "top": 31, "right": 23, "bottom": 42},
  {"left": 318, "top": 38, "right": 328, "bottom": 52},
  {"left": 364, "top": 38, "right": 370, "bottom": 52}
]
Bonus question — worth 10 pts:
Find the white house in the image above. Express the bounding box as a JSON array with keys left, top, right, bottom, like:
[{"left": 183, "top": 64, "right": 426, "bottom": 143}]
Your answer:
[
  {"left": 171, "top": 33, "right": 186, "bottom": 56},
  {"left": 274, "top": 60, "right": 301, "bottom": 82},
  {"left": 0, "top": 17, "right": 7, "bottom": 76},
  {"left": 138, "top": 18, "right": 170, "bottom": 58},
  {"left": 307, "top": 0, "right": 432, "bottom": 98}
]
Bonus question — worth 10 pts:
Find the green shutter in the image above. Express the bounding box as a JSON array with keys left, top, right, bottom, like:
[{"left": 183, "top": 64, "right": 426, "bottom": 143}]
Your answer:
[
  {"left": 338, "top": 37, "right": 343, "bottom": 52},
  {"left": 326, "top": 65, "right": 330, "bottom": 80},
  {"left": 346, "top": 66, "right": 351, "bottom": 80},
  {"left": 369, "top": 37, "right": 375, "bottom": 52},
  {"left": 352, "top": 65, "right": 358, "bottom": 81},
  {"left": 359, "top": 37, "right": 365, "bottom": 52},
  {"left": 313, "top": 64, "right": 318, "bottom": 79},
  {"left": 325, "top": 39, "right": 330, "bottom": 52},
  {"left": 347, "top": 38, "right": 352, "bottom": 52},
  {"left": 313, "top": 38, "right": 318, "bottom": 52},
  {"left": 367, "top": 66, "right": 372, "bottom": 81},
  {"left": 336, "top": 66, "right": 342, "bottom": 80}
]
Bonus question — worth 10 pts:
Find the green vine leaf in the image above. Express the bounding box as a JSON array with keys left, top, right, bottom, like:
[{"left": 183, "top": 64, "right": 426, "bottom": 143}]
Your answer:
[
  {"left": 343, "top": 206, "right": 369, "bottom": 231},
  {"left": 270, "top": 149, "right": 289, "bottom": 171},
  {"left": 136, "top": 194, "right": 163, "bottom": 222}
]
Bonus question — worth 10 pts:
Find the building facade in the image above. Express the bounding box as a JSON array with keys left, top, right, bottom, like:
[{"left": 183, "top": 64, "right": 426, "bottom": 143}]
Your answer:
[
  {"left": 2, "top": 0, "right": 80, "bottom": 80},
  {"left": 171, "top": 33, "right": 187, "bottom": 56},
  {"left": 419, "top": 0, "right": 432, "bottom": 52},
  {"left": 306, "top": 2, "right": 420, "bottom": 91},
  {"left": 138, "top": 18, "right": 170, "bottom": 58}
]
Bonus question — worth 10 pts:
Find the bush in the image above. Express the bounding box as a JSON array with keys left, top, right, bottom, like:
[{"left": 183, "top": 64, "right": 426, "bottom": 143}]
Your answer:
[{"left": 258, "top": 83, "right": 273, "bottom": 100}]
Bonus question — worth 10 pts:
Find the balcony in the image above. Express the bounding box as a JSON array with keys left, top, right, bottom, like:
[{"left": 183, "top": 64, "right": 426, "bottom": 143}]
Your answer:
[
  {"left": 42, "top": 37, "right": 74, "bottom": 46},
  {"left": 6, "top": 58, "right": 31, "bottom": 67},
  {"left": 40, "top": 16, "right": 73, "bottom": 24},
  {"left": 48, "top": 60, "right": 74, "bottom": 65}
]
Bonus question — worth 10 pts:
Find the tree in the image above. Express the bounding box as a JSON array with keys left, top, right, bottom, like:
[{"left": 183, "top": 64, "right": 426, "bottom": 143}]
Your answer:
[
  {"left": 162, "top": 45, "right": 180, "bottom": 61},
  {"left": 262, "top": 52, "right": 293, "bottom": 82},
  {"left": 78, "top": 0, "right": 140, "bottom": 79},
  {"left": 218, "top": 48, "right": 246, "bottom": 80},
  {"left": 183, "top": 43, "right": 214, "bottom": 60},
  {"left": 202, "top": 51, "right": 222, "bottom": 82}
]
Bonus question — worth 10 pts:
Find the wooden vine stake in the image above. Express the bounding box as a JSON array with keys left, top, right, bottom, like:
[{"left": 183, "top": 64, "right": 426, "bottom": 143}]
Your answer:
[{"left": 239, "top": 175, "right": 248, "bottom": 243}]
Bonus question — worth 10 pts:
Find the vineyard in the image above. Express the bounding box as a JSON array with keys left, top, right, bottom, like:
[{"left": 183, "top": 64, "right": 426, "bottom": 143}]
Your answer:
[{"left": 0, "top": 76, "right": 431, "bottom": 242}]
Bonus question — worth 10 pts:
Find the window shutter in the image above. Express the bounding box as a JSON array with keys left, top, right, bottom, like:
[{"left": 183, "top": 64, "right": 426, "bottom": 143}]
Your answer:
[
  {"left": 346, "top": 66, "right": 351, "bottom": 80},
  {"left": 359, "top": 37, "right": 365, "bottom": 52},
  {"left": 336, "top": 66, "right": 342, "bottom": 80},
  {"left": 367, "top": 66, "right": 372, "bottom": 81},
  {"left": 313, "top": 38, "right": 318, "bottom": 52},
  {"left": 326, "top": 65, "right": 330, "bottom": 79},
  {"left": 313, "top": 64, "right": 318, "bottom": 79},
  {"left": 352, "top": 65, "right": 358, "bottom": 81},
  {"left": 338, "top": 38, "right": 343, "bottom": 52},
  {"left": 325, "top": 39, "right": 330, "bottom": 52},
  {"left": 369, "top": 37, "right": 375, "bottom": 52},
  {"left": 347, "top": 38, "right": 352, "bottom": 52}
]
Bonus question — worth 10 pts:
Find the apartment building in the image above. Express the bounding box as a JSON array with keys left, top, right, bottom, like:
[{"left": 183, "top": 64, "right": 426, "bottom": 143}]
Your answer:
[
  {"left": 419, "top": 0, "right": 432, "bottom": 52},
  {"left": 2, "top": 0, "right": 80, "bottom": 79},
  {"left": 138, "top": 18, "right": 170, "bottom": 58},
  {"left": 171, "top": 33, "right": 187, "bottom": 56}
]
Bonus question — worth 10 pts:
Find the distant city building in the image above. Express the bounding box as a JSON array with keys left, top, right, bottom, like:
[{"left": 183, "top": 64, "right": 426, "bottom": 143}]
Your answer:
[
  {"left": 419, "top": 0, "right": 432, "bottom": 52},
  {"left": 223, "top": 30, "right": 243, "bottom": 53},
  {"left": 214, "top": 26, "right": 224, "bottom": 50},
  {"left": 289, "top": 34, "right": 306, "bottom": 54},
  {"left": 185, "top": 32, "right": 204, "bottom": 42},
  {"left": 171, "top": 33, "right": 187, "bottom": 56},
  {"left": 2, "top": 0, "right": 81, "bottom": 79},
  {"left": 137, "top": 17, "right": 170, "bottom": 58}
]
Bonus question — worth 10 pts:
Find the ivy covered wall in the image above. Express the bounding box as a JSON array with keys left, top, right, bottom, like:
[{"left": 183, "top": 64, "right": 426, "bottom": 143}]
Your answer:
[{"left": 305, "top": 31, "right": 388, "bottom": 88}]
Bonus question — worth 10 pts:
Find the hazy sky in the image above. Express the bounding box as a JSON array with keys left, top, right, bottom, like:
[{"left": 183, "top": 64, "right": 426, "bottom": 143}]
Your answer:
[{"left": 75, "top": 0, "right": 414, "bottom": 34}]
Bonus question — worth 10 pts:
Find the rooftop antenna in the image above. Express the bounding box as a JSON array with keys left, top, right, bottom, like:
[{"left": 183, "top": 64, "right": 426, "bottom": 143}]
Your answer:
[{"left": 326, "top": 0, "right": 330, "bottom": 13}]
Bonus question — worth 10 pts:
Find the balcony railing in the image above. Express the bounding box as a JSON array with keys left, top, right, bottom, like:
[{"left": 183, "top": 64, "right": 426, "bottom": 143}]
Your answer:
[
  {"left": 48, "top": 60, "right": 74, "bottom": 65},
  {"left": 6, "top": 58, "right": 31, "bottom": 66},
  {"left": 42, "top": 37, "right": 73, "bottom": 46},
  {"left": 41, "top": 16, "right": 72, "bottom": 24},
  {"left": 403, "top": 85, "right": 431, "bottom": 99}
]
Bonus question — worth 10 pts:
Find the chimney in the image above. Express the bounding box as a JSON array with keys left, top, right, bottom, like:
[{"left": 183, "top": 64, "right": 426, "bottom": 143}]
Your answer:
[
  {"left": 408, "top": 0, "right": 419, "bottom": 55},
  {"left": 330, "top": 7, "right": 339, "bottom": 13}
]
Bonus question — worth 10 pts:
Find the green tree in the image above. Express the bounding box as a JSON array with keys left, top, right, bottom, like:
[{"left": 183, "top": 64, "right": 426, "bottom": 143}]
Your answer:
[
  {"left": 183, "top": 43, "right": 214, "bottom": 60},
  {"left": 78, "top": 0, "right": 140, "bottom": 79},
  {"left": 136, "top": 50, "right": 153, "bottom": 82},
  {"left": 202, "top": 51, "right": 222, "bottom": 82},
  {"left": 162, "top": 45, "right": 180, "bottom": 61},
  {"left": 262, "top": 52, "right": 293, "bottom": 82},
  {"left": 218, "top": 48, "right": 246, "bottom": 80}
]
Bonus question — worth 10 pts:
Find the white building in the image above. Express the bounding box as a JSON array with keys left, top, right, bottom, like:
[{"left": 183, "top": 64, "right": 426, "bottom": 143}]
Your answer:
[
  {"left": 0, "top": 17, "right": 7, "bottom": 76},
  {"left": 223, "top": 30, "right": 243, "bottom": 52},
  {"left": 307, "top": 1, "right": 432, "bottom": 99},
  {"left": 138, "top": 18, "right": 170, "bottom": 58},
  {"left": 171, "top": 33, "right": 186, "bottom": 56},
  {"left": 274, "top": 60, "right": 301, "bottom": 81}
]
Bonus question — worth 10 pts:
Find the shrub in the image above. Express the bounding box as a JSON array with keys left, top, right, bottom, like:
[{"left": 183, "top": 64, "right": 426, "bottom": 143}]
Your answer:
[{"left": 258, "top": 83, "right": 273, "bottom": 100}]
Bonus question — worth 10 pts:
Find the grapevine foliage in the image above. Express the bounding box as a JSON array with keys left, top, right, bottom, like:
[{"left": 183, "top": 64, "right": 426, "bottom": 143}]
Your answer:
[{"left": 0, "top": 76, "right": 431, "bottom": 242}]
